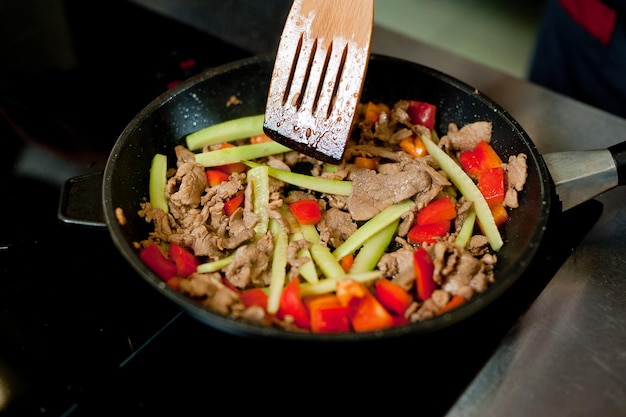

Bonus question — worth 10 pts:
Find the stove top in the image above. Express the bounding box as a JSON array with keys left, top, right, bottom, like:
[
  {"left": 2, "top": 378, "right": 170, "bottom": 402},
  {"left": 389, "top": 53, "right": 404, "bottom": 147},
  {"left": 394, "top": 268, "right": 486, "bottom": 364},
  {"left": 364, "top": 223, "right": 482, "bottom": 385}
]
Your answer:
[{"left": 0, "top": 1, "right": 602, "bottom": 416}]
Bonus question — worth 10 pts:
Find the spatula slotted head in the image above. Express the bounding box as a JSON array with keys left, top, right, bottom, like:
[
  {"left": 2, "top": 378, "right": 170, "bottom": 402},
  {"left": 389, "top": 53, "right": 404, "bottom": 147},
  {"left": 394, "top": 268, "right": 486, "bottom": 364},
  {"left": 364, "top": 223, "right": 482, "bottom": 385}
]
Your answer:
[{"left": 264, "top": 0, "right": 374, "bottom": 164}]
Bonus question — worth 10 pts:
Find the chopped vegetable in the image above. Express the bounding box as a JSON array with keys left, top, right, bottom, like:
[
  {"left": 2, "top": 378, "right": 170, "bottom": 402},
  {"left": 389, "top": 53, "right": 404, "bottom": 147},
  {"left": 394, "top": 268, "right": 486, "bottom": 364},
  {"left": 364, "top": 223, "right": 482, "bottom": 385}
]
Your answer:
[
  {"left": 276, "top": 278, "right": 310, "bottom": 330},
  {"left": 300, "top": 224, "right": 346, "bottom": 279},
  {"left": 437, "top": 295, "right": 467, "bottom": 315},
  {"left": 407, "top": 100, "right": 437, "bottom": 130},
  {"left": 407, "top": 220, "right": 451, "bottom": 244},
  {"left": 205, "top": 169, "right": 229, "bottom": 187},
  {"left": 267, "top": 219, "right": 288, "bottom": 314},
  {"left": 413, "top": 247, "right": 436, "bottom": 301},
  {"left": 223, "top": 191, "right": 244, "bottom": 216},
  {"left": 336, "top": 279, "right": 394, "bottom": 332},
  {"left": 416, "top": 196, "right": 457, "bottom": 225},
  {"left": 149, "top": 153, "right": 169, "bottom": 213},
  {"left": 139, "top": 243, "right": 177, "bottom": 281},
  {"left": 349, "top": 219, "right": 399, "bottom": 274},
  {"left": 288, "top": 199, "right": 322, "bottom": 225},
  {"left": 186, "top": 114, "right": 264, "bottom": 151},
  {"left": 458, "top": 140, "right": 503, "bottom": 177},
  {"left": 333, "top": 199, "right": 415, "bottom": 261},
  {"left": 304, "top": 294, "right": 350, "bottom": 333},
  {"left": 196, "top": 141, "right": 291, "bottom": 167},
  {"left": 168, "top": 243, "right": 200, "bottom": 278},
  {"left": 374, "top": 279, "right": 413, "bottom": 315},
  {"left": 244, "top": 161, "right": 353, "bottom": 196},
  {"left": 247, "top": 165, "right": 270, "bottom": 239},
  {"left": 213, "top": 143, "right": 248, "bottom": 174},
  {"left": 478, "top": 167, "right": 505, "bottom": 207},
  {"left": 421, "top": 133, "right": 503, "bottom": 251}
]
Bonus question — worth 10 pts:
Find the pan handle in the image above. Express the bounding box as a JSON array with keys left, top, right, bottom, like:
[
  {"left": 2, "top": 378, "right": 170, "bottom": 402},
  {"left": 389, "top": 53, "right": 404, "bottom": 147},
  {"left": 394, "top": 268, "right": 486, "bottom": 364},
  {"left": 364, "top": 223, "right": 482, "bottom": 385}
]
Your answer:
[
  {"left": 57, "top": 171, "right": 107, "bottom": 228},
  {"left": 608, "top": 141, "right": 626, "bottom": 186}
]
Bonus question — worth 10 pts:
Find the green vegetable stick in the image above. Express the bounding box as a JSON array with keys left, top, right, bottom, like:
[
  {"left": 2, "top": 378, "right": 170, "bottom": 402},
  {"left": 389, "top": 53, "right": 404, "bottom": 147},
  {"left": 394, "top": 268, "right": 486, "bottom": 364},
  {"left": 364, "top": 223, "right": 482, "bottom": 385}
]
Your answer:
[
  {"left": 196, "top": 253, "right": 235, "bottom": 273},
  {"left": 349, "top": 219, "right": 399, "bottom": 274},
  {"left": 247, "top": 165, "right": 270, "bottom": 239},
  {"left": 267, "top": 219, "right": 288, "bottom": 314},
  {"left": 300, "top": 224, "right": 346, "bottom": 279},
  {"left": 186, "top": 114, "right": 264, "bottom": 151},
  {"left": 420, "top": 133, "right": 503, "bottom": 251},
  {"left": 149, "top": 153, "right": 169, "bottom": 213},
  {"left": 244, "top": 161, "right": 353, "bottom": 196},
  {"left": 454, "top": 208, "right": 477, "bottom": 248},
  {"left": 195, "top": 141, "right": 291, "bottom": 167},
  {"left": 299, "top": 271, "right": 383, "bottom": 297},
  {"left": 332, "top": 199, "right": 416, "bottom": 261},
  {"left": 279, "top": 206, "right": 318, "bottom": 284}
]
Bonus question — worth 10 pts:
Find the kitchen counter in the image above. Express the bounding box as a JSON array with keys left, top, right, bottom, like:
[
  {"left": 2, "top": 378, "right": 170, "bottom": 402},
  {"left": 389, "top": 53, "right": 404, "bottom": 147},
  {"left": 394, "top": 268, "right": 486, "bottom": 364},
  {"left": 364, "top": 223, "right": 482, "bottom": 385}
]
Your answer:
[{"left": 372, "top": 26, "right": 626, "bottom": 417}]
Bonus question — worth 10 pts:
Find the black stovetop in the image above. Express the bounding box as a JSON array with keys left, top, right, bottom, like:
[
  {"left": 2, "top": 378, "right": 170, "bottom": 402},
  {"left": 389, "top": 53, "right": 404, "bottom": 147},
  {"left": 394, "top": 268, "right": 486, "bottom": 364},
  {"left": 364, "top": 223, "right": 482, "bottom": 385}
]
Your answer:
[{"left": 0, "top": 1, "right": 602, "bottom": 416}]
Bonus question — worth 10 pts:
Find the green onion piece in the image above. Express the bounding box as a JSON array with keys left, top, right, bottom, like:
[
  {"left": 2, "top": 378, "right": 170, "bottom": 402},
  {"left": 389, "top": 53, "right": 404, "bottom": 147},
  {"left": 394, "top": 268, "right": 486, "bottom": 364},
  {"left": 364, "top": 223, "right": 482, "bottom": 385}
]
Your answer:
[
  {"left": 196, "top": 254, "right": 235, "bottom": 273},
  {"left": 267, "top": 219, "right": 288, "bottom": 314},
  {"left": 349, "top": 219, "right": 399, "bottom": 274},
  {"left": 299, "top": 271, "right": 383, "bottom": 297},
  {"left": 279, "top": 206, "right": 318, "bottom": 284},
  {"left": 244, "top": 161, "right": 353, "bottom": 196},
  {"left": 195, "top": 141, "right": 291, "bottom": 167},
  {"left": 300, "top": 224, "right": 346, "bottom": 280},
  {"left": 421, "top": 133, "right": 503, "bottom": 251},
  {"left": 333, "top": 199, "right": 416, "bottom": 261},
  {"left": 454, "top": 208, "right": 477, "bottom": 248},
  {"left": 247, "top": 166, "right": 270, "bottom": 239},
  {"left": 186, "top": 114, "right": 264, "bottom": 151},
  {"left": 149, "top": 153, "right": 169, "bottom": 213}
]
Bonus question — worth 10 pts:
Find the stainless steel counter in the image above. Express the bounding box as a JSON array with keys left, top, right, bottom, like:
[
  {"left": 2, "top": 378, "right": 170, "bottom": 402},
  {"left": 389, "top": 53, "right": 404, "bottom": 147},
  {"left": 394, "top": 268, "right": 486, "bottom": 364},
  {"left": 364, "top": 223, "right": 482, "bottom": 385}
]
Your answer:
[{"left": 373, "top": 26, "right": 626, "bottom": 417}]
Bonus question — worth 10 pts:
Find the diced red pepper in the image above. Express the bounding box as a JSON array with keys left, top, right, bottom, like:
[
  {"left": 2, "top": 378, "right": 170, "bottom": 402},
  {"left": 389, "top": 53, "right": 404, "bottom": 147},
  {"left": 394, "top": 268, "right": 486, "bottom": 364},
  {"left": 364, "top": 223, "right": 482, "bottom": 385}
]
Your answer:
[
  {"left": 353, "top": 156, "right": 379, "bottom": 170},
  {"left": 399, "top": 135, "right": 428, "bottom": 158},
  {"left": 288, "top": 199, "right": 322, "bottom": 225},
  {"left": 139, "top": 243, "right": 177, "bottom": 281},
  {"left": 437, "top": 295, "right": 466, "bottom": 315},
  {"left": 340, "top": 254, "right": 354, "bottom": 273},
  {"left": 407, "top": 100, "right": 437, "bottom": 130},
  {"left": 214, "top": 143, "right": 248, "bottom": 174},
  {"left": 168, "top": 242, "right": 200, "bottom": 278},
  {"left": 224, "top": 190, "right": 244, "bottom": 216},
  {"left": 277, "top": 278, "right": 311, "bottom": 330},
  {"left": 336, "top": 279, "right": 394, "bottom": 332},
  {"left": 491, "top": 204, "right": 509, "bottom": 227},
  {"left": 407, "top": 220, "right": 451, "bottom": 244},
  {"left": 364, "top": 101, "right": 390, "bottom": 124},
  {"left": 413, "top": 247, "right": 436, "bottom": 301},
  {"left": 478, "top": 167, "right": 505, "bottom": 207},
  {"left": 417, "top": 197, "right": 457, "bottom": 225},
  {"left": 374, "top": 279, "right": 413, "bottom": 315},
  {"left": 166, "top": 276, "right": 181, "bottom": 291},
  {"left": 240, "top": 288, "right": 268, "bottom": 309},
  {"left": 458, "top": 140, "right": 503, "bottom": 177},
  {"left": 206, "top": 169, "right": 230, "bottom": 187},
  {"left": 304, "top": 294, "right": 350, "bottom": 333}
]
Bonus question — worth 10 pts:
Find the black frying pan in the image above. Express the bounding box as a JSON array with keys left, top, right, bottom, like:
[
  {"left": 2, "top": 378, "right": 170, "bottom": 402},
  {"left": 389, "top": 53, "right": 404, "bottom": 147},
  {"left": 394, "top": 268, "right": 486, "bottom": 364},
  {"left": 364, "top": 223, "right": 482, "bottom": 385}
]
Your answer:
[{"left": 58, "top": 54, "right": 625, "bottom": 341}]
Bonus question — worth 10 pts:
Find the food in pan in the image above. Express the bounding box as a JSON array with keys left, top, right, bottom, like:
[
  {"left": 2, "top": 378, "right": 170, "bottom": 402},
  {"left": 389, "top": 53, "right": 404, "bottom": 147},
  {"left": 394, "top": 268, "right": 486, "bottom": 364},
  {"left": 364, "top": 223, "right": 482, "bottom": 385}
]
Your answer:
[{"left": 135, "top": 99, "right": 528, "bottom": 333}]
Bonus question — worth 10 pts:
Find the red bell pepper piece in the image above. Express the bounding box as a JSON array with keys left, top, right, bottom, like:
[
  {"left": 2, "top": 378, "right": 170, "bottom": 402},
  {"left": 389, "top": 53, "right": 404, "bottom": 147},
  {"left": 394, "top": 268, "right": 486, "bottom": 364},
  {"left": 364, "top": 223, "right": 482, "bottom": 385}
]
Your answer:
[
  {"left": 288, "top": 199, "right": 322, "bottom": 225},
  {"left": 139, "top": 243, "right": 177, "bottom": 281},
  {"left": 168, "top": 242, "right": 200, "bottom": 278},
  {"left": 336, "top": 279, "right": 394, "bottom": 332},
  {"left": 206, "top": 169, "right": 230, "bottom": 187},
  {"left": 224, "top": 190, "right": 244, "bottom": 216},
  {"left": 374, "top": 279, "right": 413, "bottom": 315},
  {"left": 240, "top": 288, "right": 268, "bottom": 309},
  {"left": 407, "top": 220, "right": 451, "bottom": 244},
  {"left": 407, "top": 100, "right": 437, "bottom": 130},
  {"left": 364, "top": 101, "right": 390, "bottom": 124},
  {"left": 437, "top": 295, "right": 466, "bottom": 316},
  {"left": 478, "top": 167, "right": 505, "bottom": 207},
  {"left": 416, "top": 197, "right": 457, "bottom": 226},
  {"left": 491, "top": 204, "right": 509, "bottom": 227},
  {"left": 458, "top": 140, "right": 503, "bottom": 177},
  {"left": 304, "top": 294, "right": 350, "bottom": 333},
  {"left": 413, "top": 247, "right": 436, "bottom": 301},
  {"left": 277, "top": 278, "right": 311, "bottom": 330}
]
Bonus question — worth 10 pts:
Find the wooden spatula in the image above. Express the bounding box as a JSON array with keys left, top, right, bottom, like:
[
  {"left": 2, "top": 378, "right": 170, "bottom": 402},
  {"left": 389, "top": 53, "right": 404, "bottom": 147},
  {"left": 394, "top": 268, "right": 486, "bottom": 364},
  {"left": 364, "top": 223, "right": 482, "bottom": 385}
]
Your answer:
[{"left": 263, "top": 0, "right": 374, "bottom": 164}]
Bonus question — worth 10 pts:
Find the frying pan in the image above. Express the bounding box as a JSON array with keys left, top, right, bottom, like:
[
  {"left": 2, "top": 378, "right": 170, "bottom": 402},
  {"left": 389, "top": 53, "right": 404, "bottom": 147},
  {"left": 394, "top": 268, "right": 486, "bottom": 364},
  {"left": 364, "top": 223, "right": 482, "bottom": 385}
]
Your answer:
[{"left": 58, "top": 54, "right": 626, "bottom": 341}]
